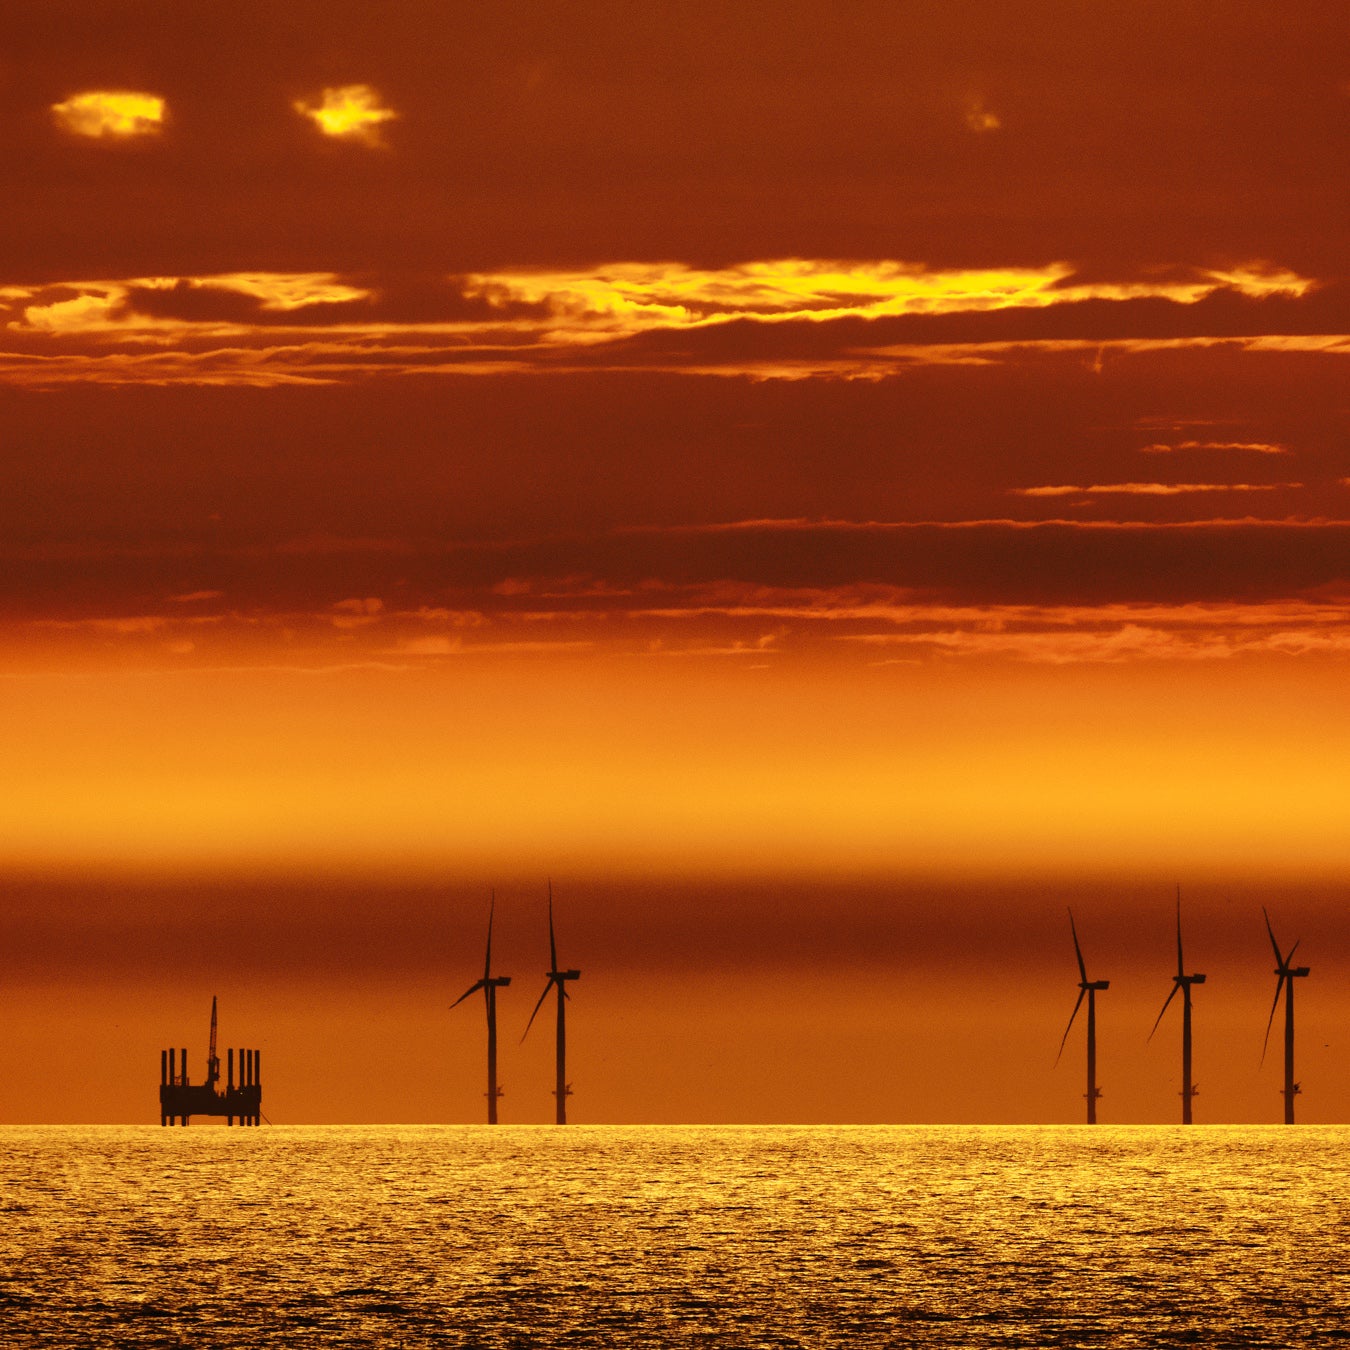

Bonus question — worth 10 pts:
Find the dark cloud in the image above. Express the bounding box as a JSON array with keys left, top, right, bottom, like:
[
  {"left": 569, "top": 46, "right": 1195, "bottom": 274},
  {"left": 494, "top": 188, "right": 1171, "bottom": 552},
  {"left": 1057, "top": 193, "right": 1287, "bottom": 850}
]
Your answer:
[
  {"left": 118, "top": 275, "right": 553, "bottom": 326},
  {"left": 0, "top": 347, "right": 1343, "bottom": 556},
  {"left": 8, "top": 874, "right": 1343, "bottom": 984},
  {"left": 4, "top": 520, "right": 1350, "bottom": 627}
]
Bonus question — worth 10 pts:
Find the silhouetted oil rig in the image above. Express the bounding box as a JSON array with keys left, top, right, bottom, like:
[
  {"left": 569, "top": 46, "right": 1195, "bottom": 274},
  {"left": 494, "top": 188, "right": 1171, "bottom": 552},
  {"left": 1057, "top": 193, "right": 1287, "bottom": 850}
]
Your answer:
[{"left": 159, "top": 997, "right": 262, "bottom": 1126}]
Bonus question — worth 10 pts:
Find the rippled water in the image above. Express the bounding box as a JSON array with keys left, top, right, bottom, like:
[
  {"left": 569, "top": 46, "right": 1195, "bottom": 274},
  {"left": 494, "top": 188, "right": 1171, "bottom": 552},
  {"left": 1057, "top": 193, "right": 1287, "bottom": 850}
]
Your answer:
[{"left": 3, "top": 1125, "right": 1349, "bottom": 1347}]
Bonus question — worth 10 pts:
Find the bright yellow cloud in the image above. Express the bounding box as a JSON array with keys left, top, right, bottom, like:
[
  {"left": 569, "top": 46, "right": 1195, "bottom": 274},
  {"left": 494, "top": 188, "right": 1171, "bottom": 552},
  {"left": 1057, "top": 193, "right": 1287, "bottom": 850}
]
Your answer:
[
  {"left": 469, "top": 258, "right": 1317, "bottom": 339},
  {"left": 51, "top": 91, "right": 165, "bottom": 138},
  {"left": 294, "top": 85, "right": 397, "bottom": 144},
  {"left": 196, "top": 272, "right": 371, "bottom": 310},
  {"left": 13, "top": 273, "right": 371, "bottom": 337},
  {"left": 21, "top": 292, "right": 122, "bottom": 332}
]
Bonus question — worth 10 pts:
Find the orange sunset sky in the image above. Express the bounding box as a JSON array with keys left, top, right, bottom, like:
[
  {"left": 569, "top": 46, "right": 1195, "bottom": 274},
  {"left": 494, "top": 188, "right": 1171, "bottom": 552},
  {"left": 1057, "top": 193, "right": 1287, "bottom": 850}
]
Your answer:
[{"left": 1, "top": 2, "right": 1348, "bottom": 1124}]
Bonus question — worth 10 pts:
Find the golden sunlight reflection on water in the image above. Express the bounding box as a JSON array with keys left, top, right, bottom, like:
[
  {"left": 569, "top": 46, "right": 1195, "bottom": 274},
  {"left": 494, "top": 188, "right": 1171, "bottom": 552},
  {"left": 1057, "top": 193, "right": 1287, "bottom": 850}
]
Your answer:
[{"left": 3, "top": 1125, "right": 1348, "bottom": 1347}]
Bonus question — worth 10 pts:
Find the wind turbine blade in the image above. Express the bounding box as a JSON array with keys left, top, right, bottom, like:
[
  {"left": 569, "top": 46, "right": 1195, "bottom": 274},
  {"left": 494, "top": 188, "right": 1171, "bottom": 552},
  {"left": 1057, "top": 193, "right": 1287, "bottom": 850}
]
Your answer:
[
  {"left": 450, "top": 980, "right": 486, "bottom": 1009},
  {"left": 1055, "top": 989, "right": 1087, "bottom": 1066},
  {"left": 1260, "top": 974, "right": 1286, "bottom": 1064},
  {"left": 1068, "top": 909, "right": 1087, "bottom": 983},
  {"left": 521, "top": 979, "right": 553, "bottom": 1042},
  {"left": 548, "top": 879, "right": 557, "bottom": 971},
  {"left": 484, "top": 891, "right": 495, "bottom": 982},
  {"left": 1147, "top": 982, "right": 1180, "bottom": 1042},
  {"left": 1286, "top": 939, "right": 1301, "bottom": 966},
  {"left": 1262, "top": 907, "right": 1283, "bottom": 966},
  {"left": 1175, "top": 890, "right": 1184, "bottom": 978}
]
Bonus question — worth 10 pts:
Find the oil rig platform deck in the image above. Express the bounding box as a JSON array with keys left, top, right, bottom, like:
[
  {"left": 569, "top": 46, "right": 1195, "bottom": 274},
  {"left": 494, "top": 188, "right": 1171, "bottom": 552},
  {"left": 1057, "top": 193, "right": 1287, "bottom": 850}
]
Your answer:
[{"left": 159, "top": 997, "right": 262, "bottom": 1126}]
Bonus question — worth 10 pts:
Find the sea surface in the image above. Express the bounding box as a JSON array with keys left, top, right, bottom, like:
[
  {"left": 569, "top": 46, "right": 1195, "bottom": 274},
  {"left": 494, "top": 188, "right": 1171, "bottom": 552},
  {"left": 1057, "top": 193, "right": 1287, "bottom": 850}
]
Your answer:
[{"left": 3, "top": 1125, "right": 1348, "bottom": 1347}]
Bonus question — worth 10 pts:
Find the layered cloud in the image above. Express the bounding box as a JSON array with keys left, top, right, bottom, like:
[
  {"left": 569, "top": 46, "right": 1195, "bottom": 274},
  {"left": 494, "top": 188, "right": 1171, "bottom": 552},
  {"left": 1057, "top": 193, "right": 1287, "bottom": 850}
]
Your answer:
[
  {"left": 7, "top": 518, "right": 1350, "bottom": 671},
  {"left": 1139, "top": 440, "right": 1290, "bottom": 455},
  {"left": 1011, "top": 483, "right": 1302, "bottom": 498},
  {"left": 0, "top": 259, "right": 1341, "bottom": 387}
]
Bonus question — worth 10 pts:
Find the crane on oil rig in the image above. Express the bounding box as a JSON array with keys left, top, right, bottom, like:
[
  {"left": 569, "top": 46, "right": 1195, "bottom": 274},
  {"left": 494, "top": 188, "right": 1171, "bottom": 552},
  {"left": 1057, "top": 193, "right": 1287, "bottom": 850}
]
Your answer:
[{"left": 206, "top": 997, "right": 221, "bottom": 1090}]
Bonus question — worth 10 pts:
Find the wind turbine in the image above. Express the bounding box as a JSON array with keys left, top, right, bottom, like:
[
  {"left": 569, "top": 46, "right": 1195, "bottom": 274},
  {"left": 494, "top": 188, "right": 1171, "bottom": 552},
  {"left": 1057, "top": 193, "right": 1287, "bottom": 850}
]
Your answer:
[
  {"left": 1148, "top": 889, "right": 1207, "bottom": 1124},
  {"left": 451, "top": 893, "right": 511, "bottom": 1124},
  {"left": 1261, "top": 908, "right": 1310, "bottom": 1125},
  {"left": 522, "top": 882, "right": 581, "bottom": 1124},
  {"left": 1056, "top": 909, "right": 1110, "bottom": 1123}
]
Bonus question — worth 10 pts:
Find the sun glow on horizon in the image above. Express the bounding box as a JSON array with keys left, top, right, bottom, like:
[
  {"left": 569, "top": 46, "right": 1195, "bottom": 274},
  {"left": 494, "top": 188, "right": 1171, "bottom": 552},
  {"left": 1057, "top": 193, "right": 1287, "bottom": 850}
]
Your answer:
[{"left": 3, "top": 656, "right": 1350, "bottom": 883}]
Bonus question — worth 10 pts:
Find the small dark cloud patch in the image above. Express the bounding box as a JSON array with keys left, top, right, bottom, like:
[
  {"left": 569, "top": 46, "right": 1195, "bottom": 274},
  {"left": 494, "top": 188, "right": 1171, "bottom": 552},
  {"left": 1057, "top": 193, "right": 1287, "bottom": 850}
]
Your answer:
[
  {"left": 118, "top": 274, "right": 554, "bottom": 327},
  {"left": 120, "top": 280, "right": 263, "bottom": 324},
  {"left": 4, "top": 519, "right": 1350, "bottom": 623}
]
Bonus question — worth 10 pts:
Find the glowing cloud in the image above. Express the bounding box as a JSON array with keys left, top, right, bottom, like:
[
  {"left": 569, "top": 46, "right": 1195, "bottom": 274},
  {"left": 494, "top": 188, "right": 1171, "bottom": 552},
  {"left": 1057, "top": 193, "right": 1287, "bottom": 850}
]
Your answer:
[
  {"left": 1140, "top": 440, "right": 1289, "bottom": 455},
  {"left": 0, "top": 257, "right": 1330, "bottom": 386},
  {"left": 294, "top": 85, "right": 397, "bottom": 145},
  {"left": 1012, "top": 482, "right": 1301, "bottom": 497},
  {"left": 51, "top": 91, "right": 166, "bottom": 139}
]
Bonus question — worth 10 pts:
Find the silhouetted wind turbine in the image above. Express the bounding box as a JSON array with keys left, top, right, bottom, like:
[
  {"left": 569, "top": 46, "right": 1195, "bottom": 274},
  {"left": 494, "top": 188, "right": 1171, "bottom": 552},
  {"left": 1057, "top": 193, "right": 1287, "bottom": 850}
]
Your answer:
[
  {"left": 522, "top": 883, "right": 581, "bottom": 1124},
  {"left": 1148, "top": 889, "right": 1207, "bottom": 1124},
  {"left": 451, "top": 893, "right": 511, "bottom": 1124},
  {"left": 1056, "top": 909, "right": 1110, "bottom": 1124},
  {"left": 1261, "top": 907, "right": 1310, "bottom": 1125}
]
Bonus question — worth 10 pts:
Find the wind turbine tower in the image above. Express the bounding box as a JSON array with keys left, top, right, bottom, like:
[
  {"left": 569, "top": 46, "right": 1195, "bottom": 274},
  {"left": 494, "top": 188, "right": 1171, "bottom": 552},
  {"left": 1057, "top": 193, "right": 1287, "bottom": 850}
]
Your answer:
[
  {"left": 523, "top": 883, "right": 581, "bottom": 1124},
  {"left": 1261, "top": 908, "right": 1310, "bottom": 1125},
  {"left": 451, "top": 894, "right": 512, "bottom": 1124},
  {"left": 1056, "top": 909, "right": 1110, "bottom": 1123},
  {"left": 1148, "top": 890, "right": 1207, "bottom": 1124}
]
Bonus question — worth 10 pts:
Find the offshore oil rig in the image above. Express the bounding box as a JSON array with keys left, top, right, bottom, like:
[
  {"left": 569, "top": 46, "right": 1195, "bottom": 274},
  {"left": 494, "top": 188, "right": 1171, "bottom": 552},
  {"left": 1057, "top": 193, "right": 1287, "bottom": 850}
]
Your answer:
[{"left": 158, "top": 997, "right": 262, "bottom": 1126}]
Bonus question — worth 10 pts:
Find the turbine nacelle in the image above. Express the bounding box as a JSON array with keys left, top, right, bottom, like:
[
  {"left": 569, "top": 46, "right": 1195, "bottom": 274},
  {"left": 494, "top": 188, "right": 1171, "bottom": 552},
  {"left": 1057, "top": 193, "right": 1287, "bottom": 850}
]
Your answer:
[
  {"left": 451, "top": 973, "right": 512, "bottom": 1007},
  {"left": 1173, "top": 972, "right": 1205, "bottom": 986}
]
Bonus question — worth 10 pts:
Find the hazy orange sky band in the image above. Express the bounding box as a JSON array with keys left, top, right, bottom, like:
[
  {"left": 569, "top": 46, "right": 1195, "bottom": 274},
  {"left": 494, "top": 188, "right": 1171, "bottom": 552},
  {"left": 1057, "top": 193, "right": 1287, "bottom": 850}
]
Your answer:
[{"left": 3, "top": 656, "right": 1350, "bottom": 881}]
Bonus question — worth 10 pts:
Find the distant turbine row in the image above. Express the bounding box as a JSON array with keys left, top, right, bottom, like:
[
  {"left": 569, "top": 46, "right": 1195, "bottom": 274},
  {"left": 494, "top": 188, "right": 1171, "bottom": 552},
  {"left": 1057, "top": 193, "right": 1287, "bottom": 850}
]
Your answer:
[
  {"left": 1059, "top": 891, "right": 1310, "bottom": 1125},
  {"left": 451, "top": 884, "right": 580, "bottom": 1125},
  {"left": 49, "top": 86, "right": 395, "bottom": 144}
]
